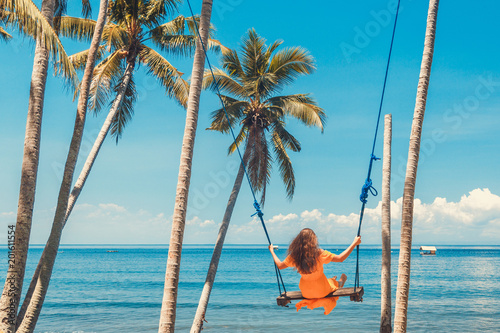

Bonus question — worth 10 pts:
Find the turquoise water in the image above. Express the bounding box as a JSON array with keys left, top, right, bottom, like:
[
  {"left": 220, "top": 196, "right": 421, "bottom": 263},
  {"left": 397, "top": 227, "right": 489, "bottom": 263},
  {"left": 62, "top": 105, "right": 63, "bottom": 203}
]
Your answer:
[{"left": 1, "top": 245, "right": 499, "bottom": 332}]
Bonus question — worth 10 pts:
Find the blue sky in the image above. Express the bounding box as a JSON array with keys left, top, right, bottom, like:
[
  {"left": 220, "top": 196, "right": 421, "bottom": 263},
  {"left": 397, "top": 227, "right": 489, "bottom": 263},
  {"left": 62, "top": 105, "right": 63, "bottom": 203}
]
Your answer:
[{"left": 1, "top": 0, "right": 499, "bottom": 246}]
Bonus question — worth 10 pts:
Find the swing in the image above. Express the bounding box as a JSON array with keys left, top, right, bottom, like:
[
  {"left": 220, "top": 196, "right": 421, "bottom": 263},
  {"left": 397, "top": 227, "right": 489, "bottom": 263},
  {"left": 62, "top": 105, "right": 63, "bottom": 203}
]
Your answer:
[
  {"left": 276, "top": 287, "right": 364, "bottom": 307},
  {"left": 188, "top": 0, "right": 400, "bottom": 308},
  {"left": 275, "top": 0, "right": 400, "bottom": 307}
]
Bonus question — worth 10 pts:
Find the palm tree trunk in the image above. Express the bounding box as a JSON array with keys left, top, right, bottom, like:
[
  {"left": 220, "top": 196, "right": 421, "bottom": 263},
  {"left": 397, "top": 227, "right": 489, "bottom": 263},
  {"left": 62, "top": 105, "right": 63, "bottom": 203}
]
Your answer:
[
  {"left": 394, "top": 1, "right": 439, "bottom": 332},
  {"left": 0, "top": 1, "right": 56, "bottom": 331},
  {"left": 380, "top": 114, "right": 392, "bottom": 333},
  {"left": 14, "top": 2, "right": 109, "bottom": 331},
  {"left": 190, "top": 146, "right": 250, "bottom": 333},
  {"left": 158, "top": 1, "right": 213, "bottom": 332},
  {"left": 64, "top": 61, "right": 134, "bottom": 225}
]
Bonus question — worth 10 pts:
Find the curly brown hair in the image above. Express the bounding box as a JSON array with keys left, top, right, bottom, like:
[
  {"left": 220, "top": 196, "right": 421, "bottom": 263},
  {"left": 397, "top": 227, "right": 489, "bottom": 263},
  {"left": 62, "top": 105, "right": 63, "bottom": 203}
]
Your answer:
[{"left": 287, "top": 228, "right": 321, "bottom": 274}]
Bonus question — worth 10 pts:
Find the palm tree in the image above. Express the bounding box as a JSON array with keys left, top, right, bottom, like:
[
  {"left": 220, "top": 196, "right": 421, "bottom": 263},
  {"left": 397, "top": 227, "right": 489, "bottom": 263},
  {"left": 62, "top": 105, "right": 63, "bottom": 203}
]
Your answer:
[
  {"left": 394, "top": 1, "right": 440, "bottom": 332},
  {"left": 190, "top": 29, "right": 326, "bottom": 332},
  {"left": 0, "top": 0, "right": 82, "bottom": 330},
  {"left": 158, "top": 1, "right": 215, "bottom": 331},
  {"left": 380, "top": 114, "right": 392, "bottom": 333},
  {"left": 56, "top": 1, "right": 226, "bottom": 227},
  {"left": 13, "top": 1, "right": 108, "bottom": 331}
]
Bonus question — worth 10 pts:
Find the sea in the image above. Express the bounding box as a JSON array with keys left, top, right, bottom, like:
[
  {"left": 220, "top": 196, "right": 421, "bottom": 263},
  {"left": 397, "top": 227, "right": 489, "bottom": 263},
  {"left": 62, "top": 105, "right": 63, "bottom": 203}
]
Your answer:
[{"left": 0, "top": 245, "right": 499, "bottom": 332}]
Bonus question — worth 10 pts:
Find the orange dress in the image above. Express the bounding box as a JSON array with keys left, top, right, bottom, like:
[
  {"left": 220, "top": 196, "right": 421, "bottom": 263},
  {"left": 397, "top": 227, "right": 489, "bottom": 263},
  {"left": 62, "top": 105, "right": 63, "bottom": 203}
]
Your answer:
[{"left": 283, "top": 250, "right": 340, "bottom": 315}]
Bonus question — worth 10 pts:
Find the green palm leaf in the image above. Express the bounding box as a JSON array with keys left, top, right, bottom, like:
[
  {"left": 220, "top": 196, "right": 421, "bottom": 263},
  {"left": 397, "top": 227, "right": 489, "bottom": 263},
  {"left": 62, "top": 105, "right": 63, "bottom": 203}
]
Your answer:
[
  {"left": 68, "top": 45, "right": 106, "bottom": 71},
  {"left": 88, "top": 50, "right": 125, "bottom": 113},
  {"left": 271, "top": 120, "right": 301, "bottom": 152},
  {"left": 227, "top": 125, "right": 248, "bottom": 155},
  {"left": 202, "top": 68, "right": 247, "bottom": 98},
  {"left": 102, "top": 22, "right": 128, "bottom": 52},
  {"left": 2, "top": 0, "right": 78, "bottom": 87},
  {"left": 144, "top": 0, "right": 180, "bottom": 26},
  {"left": 266, "top": 94, "right": 326, "bottom": 131},
  {"left": 139, "top": 45, "right": 188, "bottom": 107},
  {"left": 56, "top": 16, "right": 95, "bottom": 42},
  {"left": 246, "top": 125, "right": 272, "bottom": 204},
  {"left": 0, "top": 25, "right": 12, "bottom": 40},
  {"left": 272, "top": 130, "right": 295, "bottom": 200},
  {"left": 268, "top": 47, "right": 315, "bottom": 88},
  {"left": 208, "top": 96, "right": 249, "bottom": 134},
  {"left": 110, "top": 75, "right": 136, "bottom": 142}
]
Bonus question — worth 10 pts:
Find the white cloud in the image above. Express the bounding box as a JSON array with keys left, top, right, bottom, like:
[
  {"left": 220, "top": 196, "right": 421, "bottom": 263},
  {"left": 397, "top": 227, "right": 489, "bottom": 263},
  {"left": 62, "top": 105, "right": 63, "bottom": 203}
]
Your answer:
[
  {"left": 1, "top": 188, "right": 497, "bottom": 245},
  {"left": 224, "top": 188, "right": 500, "bottom": 246}
]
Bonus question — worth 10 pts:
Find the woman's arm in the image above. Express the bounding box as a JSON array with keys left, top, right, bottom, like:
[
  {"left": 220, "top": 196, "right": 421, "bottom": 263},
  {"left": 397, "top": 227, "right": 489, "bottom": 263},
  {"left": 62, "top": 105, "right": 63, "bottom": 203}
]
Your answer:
[
  {"left": 268, "top": 244, "right": 288, "bottom": 269},
  {"left": 331, "top": 236, "right": 361, "bottom": 262}
]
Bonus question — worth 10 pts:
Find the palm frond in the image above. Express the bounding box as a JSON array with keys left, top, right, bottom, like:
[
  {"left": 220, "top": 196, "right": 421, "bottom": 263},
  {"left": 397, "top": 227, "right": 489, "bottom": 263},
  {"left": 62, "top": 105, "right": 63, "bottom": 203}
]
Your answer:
[
  {"left": 88, "top": 50, "right": 126, "bottom": 113},
  {"left": 227, "top": 125, "right": 248, "bottom": 155},
  {"left": 202, "top": 68, "right": 247, "bottom": 99},
  {"left": 207, "top": 96, "right": 249, "bottom": 133},
  {"left": 81, "top": 0, "right": 92, "bottom": 18},
  {"left": 246, "top": 125, "right": 272, "bottom": 204},
  {"left": 144, "top": 0, "right": 180, "bottom": 26},
  {"left": 221, "top": 49, "right": 245, "bottom": 81},
  {"left": 0, "top": 25, "right": 12, "bottom": 41},
  {"left": 109, "top": 0, "right": 126, "bottom": 25},
  {"left": 268, "top": 47, "right": 315, "bottom": 88},
  {"left": 110, "top": 75, "right": 136, "bottom": 143},
  {"left": 271, "top": 120, "right": 301, "bottom": 152},
  {"left": 240, "top": 28, "right": 267, "bottom": 79},
  {"left": 265, "top": 94, "right": 326, "bottom": 132},
  {"left": 68, "top": 45, "right": 106, "bottom": 71},
  {"left": 148, "top": 13, "right": 186, "bottom": 36},
  {"left": 139, "top": 45, "right": 188, "bottom": 107},
  {"left": 102, "top": 22, "right": 128, "bottom": 52},
  {"left": 3, "top": 0, "right": 79, "bottom": 87},
  {"left": 149, "top": 15, "right": 226, "bottom": 57},
  {"left": 272, "top": 130, "right": 295, "bottom": 200},
  {"left": 151, "top": 34, "right": 196, "bottom": 57},
  {"left": 56, "top": 16, "right": 95, "bottom": 42}
]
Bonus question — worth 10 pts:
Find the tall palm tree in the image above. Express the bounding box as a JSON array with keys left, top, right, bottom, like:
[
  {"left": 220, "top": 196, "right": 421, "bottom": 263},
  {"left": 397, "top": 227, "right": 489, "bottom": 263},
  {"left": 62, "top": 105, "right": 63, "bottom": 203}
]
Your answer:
[
  {"left": 55, "top": 1, "right": 225, "bottom": 228},
  {"left": 394, "top": 1, "right": 440, "bottom": 332},
  {"left": 158, "top": 1, "right": 215, "bottom": 331},
  {"left": 13, "top": 1, "right": 108, "bottom": 331},
  {"left": 190, "top": 29, "right": 326, "bottom": 332},
  {"left": 380, "top": 113, "right": 392, "bottom": 333},
  {"left": 0, "top": 0, "right": 82, "bottom": 330}
]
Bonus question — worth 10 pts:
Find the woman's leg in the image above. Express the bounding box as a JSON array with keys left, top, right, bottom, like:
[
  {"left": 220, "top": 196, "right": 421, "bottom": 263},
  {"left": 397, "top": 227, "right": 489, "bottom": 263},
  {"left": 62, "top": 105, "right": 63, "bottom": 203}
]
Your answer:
[{"left": 338, "top": 273, "right": 347, "bottom": 288}]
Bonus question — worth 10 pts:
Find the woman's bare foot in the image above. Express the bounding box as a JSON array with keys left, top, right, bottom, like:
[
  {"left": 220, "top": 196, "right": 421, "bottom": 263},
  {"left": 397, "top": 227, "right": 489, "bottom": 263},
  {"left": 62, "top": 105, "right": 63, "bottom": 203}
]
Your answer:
[{"left": 339, "top": 273, "right": 347, "bottom": 288}]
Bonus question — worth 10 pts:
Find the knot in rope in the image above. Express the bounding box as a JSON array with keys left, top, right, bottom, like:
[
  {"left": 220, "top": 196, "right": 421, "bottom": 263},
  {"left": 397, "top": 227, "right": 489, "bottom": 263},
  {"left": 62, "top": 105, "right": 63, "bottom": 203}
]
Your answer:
[
  {"left": 252, "top": 200, "right": 264, "bottom": 218},
  {"left": 359, "top": 155, "right": 380, "bottom": 203}
]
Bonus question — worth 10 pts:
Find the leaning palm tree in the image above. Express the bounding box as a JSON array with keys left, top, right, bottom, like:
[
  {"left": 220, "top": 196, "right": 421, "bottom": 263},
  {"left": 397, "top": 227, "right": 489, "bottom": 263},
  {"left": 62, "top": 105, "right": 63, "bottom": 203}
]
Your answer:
[
  {"left": 0, "top": 0, "right": 83, "bottom": 330},
  {"left": 394, "top": 1, "right": 440, "bottom": 332},
  {"left": 158, "top": 2, "right": 216, "bottom": 332},
  {"left": 190, "top": 29, "right": 326, "bottom": 332},
  {"left": 57, "top": 1, "right": 225, "bottom": 228},
  {"left": 14, "top": 1, "right": 108, "bottom": 331}
]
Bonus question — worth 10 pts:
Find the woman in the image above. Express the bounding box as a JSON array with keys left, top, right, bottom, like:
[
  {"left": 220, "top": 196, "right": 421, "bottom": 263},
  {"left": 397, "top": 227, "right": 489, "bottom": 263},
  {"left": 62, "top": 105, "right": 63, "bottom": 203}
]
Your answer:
[{"left": 269, "top": 228, "right": 361, "bottom": 314}]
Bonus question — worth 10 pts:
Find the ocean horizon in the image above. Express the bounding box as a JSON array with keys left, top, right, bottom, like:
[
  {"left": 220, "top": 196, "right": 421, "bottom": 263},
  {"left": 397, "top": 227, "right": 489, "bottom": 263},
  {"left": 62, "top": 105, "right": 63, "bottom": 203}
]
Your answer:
[{"left": 1, "top": 245, "right": 499, "bottom": 332}]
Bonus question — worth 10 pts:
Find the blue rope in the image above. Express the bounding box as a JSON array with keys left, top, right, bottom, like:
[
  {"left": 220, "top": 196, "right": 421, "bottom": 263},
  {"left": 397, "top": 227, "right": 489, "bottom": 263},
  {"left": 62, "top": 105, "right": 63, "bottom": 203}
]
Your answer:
[
  {"left": 354, "top": 0, "right": 401, "bottom": 293},
  {"left": 186, "top": 0, "right": 287, "bottom": 296}
]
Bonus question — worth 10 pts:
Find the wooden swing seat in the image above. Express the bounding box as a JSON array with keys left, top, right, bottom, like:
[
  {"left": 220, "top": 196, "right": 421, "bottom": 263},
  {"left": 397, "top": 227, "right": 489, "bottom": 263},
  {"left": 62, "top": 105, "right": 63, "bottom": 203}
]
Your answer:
[{"left": 276, "top": 286, "right": 364, "bottom": 306}]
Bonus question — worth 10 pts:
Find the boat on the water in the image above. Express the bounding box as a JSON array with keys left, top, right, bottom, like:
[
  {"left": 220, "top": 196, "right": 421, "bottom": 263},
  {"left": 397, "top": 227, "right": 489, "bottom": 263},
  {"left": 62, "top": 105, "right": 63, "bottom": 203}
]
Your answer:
[{"left": 419, "top": 246, "right": 436, "bottom": 255}]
